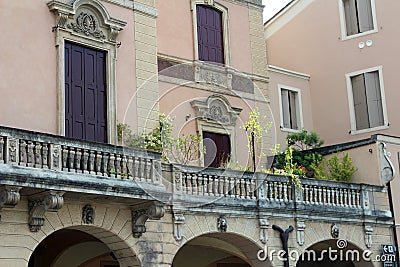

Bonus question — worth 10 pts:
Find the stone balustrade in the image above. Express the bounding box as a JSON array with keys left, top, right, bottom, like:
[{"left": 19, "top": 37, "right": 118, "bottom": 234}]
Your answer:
[
  {"left": 171, "top": 165, "right": 390, "bottom": 217},
  {"left": 0, "top": 126, "right": 162, "bottom": 185},
  {"left": 0, "top": 126, "right": 391, "bottom": 219}
]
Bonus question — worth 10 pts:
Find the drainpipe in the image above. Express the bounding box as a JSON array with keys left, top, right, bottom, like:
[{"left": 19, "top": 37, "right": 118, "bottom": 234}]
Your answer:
[{"left": 387, "top": 182, "right": 400, "bottom": 265}]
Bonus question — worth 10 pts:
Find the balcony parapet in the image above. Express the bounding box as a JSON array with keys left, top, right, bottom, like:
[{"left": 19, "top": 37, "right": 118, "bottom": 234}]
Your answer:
[
  {"left": 0, "top": 126, "right": 164, "bottom": 199},
  {"left": 169, "top": 165, "right": 392, "bottom": 221}
]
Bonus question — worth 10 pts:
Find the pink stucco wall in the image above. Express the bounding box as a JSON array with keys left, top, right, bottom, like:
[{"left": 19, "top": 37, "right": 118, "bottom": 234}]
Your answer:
[
  {"left": 156, "top": 0, "right": 253, "bottom": 74},
  {"left": 0, "top": 1, "right": 57, "bottom": 133},
  {"left": 159, "top": 81, "right": 256, "bottom": 167},
  {"left": 0, "top": 1, "right": 137, "bottom": 135},
  {"left": 266, "top": 0, "right": 400, "bottom": 146}
]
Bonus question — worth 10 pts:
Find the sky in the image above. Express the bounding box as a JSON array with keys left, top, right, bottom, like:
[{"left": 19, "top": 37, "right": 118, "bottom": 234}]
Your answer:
[{"left": 262, "top": 0, "right": 292, "bottom": 22}]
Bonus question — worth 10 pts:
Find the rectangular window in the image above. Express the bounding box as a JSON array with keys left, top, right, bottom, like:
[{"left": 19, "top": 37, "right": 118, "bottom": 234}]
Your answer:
[
  {"left": 341, "top": 0, "right": 375, "bottom": 37},
  {"left": 196, "top": 5, "right": 224, "bottom": 64},
  {"left": 350, "top": 70, "right": 384, "bottom": 130},
  {"left": 346, "top": 68, "right": 387, "bottom": 134},
  {"left": 279, "top": 86, "right": 303, "bottom": 131}
]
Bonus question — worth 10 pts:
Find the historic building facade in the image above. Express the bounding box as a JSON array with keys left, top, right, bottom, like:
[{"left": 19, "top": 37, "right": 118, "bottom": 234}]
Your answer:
[{"left": 265, "top": 0, "right": 400, "bottom": 263}]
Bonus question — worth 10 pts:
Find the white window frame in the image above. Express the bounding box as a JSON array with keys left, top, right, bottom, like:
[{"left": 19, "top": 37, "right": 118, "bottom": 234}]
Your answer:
[
  {"left": 346, "top": 66, "right": 388, "bottom": 135},
  {"left": 191, "top": 0, "right": 231, "bottom": 66},
  {"left": 338, "top": 0, "right": 378, "bottom": 40},
  {"left": 278, "top": 85, "right": 304, "bottom": 133}
]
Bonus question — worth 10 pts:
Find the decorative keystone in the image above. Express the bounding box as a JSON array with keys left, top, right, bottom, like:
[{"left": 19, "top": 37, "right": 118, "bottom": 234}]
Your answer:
[
  {"left": 364, "top": 225, "right": 373, "bottom": 248},
  {"left": 259, "top": 218, "right": 269, "bottom": 244},
  {"left": 131, "top": 202, "right": 165, "bottom": 238},
  {"left": 173, "top": 213, "right": 185, "bottom": 241},
  {"left": 296, "top": 221, "right": 306, "bottom": 246},
  {"left": 217, "top": 215, "right": 227, "bottom": 232},
  {"left": 28, "top": 191, "right": 64, "bottom": 232},
  {"left": 82, "top": 204, "right": 95, "bottom": 224},
  {"left": 331, "top": 223, "right": 339, "bottom": 238}
]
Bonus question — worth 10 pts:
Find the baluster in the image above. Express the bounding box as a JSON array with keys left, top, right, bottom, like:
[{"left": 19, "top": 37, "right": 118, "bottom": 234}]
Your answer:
[
  {"left": 88, "top": 150, "right": 95, "bottom": 175},
  {"left": 95, "top": 151, "right": 103, "bottom": 175},
  {"left": 102, "top": 153, "right": 109, "bottom": 177},
  {"left": 356, "top": 191, "right": 361, "bottom": 208},
  {"left": 50, "top": 144, "right": 61, "bottom": 170},
  {"left": 267, "top": 182, "right": 272, "bottom": 201},
  {"left": 273, "top": 182, "right": 278, "bottom": 202},
  {"left": 127, "top": 156, "right": 133, "bottom": 179},
  {"left": 148, "top": 159, "right": 154, "bottom": 182},
  {"left": 42, "top": 144, "right": 49, "bottom": 169},
  {"left": 322, "top": 187, "right": 327, "bottom": 205},
  {"left": 34, "top": 142, "right": 42, "bottom": 168},
  {"left": 245, "top": 179, "right": 251, "bottom": 199},
  {"left": 327, "top": 188, "right": 332, "bottom": 205},
  {"left": 82, "top": 149, "right": 89, "bottom": 174},
  {"left": 108, "top": 153, "right": 115, "bottom": 177},
  {"left": 317, "top": 187, "right": 322, "bottom": 205},
  {"left": 191, "top": 174, "right": 197, "bottom": 194},
  {"left": 115, "top": 155, "right": 122, "bottom": 178},
  {"left": 197, "top": 174, "right": 204, "bottom": 196},
  {"left": 351, "top": 190, "right": 356, "bottom": 207},
  {"left": 343, "top": 189, "right": 348, "bottom": 207},
  {"left": 62, "top": 146, "right": 69, "bottom": 171},
  {"left": 340, "top": 188, "right": 344, "bottom": 206},
  {"left": 238, "top": 178, "right": 243, "bottom": 199},
  {"left": 303, "top": 185, "right": 309, "bottom": 204},
  {"left": 209, "top": 175, "right": 215, "bottom": 196},
  {"left": 19, "top": 140, "right": 27, "bottom": 166},
  {"left": 68, "top": 147, "right": 75, "bottom": 172},
  {"left": 220, "top": 176, "right": 226, "bottom": 197},
  {"left": 181, "top": 173, "right": 187, "bottom": 192},
  {"left": 278, "top": 182, "right": 283, "bottom": 202},
  {"left": 27, "top": 141, "right": 34, "bottom": 167},
  {"left": 132, "top": 157, "right": 138, "bottom": 179},
  {"left": 250, "top": 179, "right": 256, "bottom": 199},
  {"left": 282, "top": 183, "right": 287, "bottom": 202},
  {"left": 76, "top": 148, "right": 83, "bottom": 173},
  {"left": 0, "top": 137, "right": 4, "bottom": 163},
  {"left": 186, "top": 173, "right": 192, "bottom": 194},
  {"left": 230, "top": 177, "right": 236, "bottom": 198},
  {"left": 235, "top": 178, "right": 240, "bottom": 198},
  {"left": 121, "top": 155, "right": 127, "bottom": 178}
]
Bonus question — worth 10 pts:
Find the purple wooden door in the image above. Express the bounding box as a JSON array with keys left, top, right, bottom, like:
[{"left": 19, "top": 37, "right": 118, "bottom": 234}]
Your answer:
[
  {"left": 65, "top": 42, "right": 107, "bottom": 143},
  {"left": 197, "top": 5, "right": 224, "bottom": 64},
  {"left": 203, "top": 132, "right": 231, "bottom": 168}
]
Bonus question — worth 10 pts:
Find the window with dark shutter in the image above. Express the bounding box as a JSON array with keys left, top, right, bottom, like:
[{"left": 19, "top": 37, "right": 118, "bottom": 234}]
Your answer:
[
  {"left": 196, "top": 5, "right": 224, "bottom": 64},
  {"left": 65, "top": 42, "right": 107, "bottom": 143},
  {"left": 203, "top": 132, "right": 231, "bottom": 168}
]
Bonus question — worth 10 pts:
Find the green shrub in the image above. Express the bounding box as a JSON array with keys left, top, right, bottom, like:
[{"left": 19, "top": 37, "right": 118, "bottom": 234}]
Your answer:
[{"left": 312, "top": 153, "right": 357, "bottom": 182}]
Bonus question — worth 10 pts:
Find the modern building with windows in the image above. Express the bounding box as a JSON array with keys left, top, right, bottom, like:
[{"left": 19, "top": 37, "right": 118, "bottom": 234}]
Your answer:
[
  {"left": 265, "top": 0, "right": 400, "bottom": 262},
  {"left": 0, "top": 0, "right": 395, "bottom": 266}
]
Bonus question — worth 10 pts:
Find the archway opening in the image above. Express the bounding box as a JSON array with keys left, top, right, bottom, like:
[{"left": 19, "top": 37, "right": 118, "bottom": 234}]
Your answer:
[
  {"left": 28, "top": 229, "right": 119, "bottom": 267},
  {"left": 296, "top": 239, "right": 374, "bottom": 267},
  {"left": 172, "top": 233, "right": 271, "bottom": 267}
]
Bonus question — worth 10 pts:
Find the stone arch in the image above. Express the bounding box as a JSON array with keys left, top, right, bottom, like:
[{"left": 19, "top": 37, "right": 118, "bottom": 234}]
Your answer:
[
  {"left": 25, "top": 202, "right": 140, "bottom": 267},
  {"left": 172, "top": 232, "right": 271, "bottom": 267},
  {"left": 167, "top": 214, "right": 271, "bottom": 267},
  {"left": 295, "top": 238, "right": 374, "bottom": 267},
  {"left": 300, "top": 222, "right": 368, "bottom": 252}
]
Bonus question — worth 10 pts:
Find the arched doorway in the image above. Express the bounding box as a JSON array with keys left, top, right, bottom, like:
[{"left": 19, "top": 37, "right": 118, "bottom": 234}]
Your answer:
[
  {"left": 28, "top": 228, "right": 139, "bottom": 267},
  {"left": 296, "top": 239, "right": 374, "bottom": 267},
  {"left": 172, "top": 233, "right": 271, "bottom": 267}
]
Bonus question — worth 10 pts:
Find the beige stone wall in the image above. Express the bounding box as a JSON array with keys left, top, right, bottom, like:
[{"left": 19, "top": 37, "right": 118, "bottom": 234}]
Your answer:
[
  {"left": 0, "top": 195, "right": 392, "bottom": 267},
  {"left": 134, "top": 0, "right": 159, "bottom": 133}
]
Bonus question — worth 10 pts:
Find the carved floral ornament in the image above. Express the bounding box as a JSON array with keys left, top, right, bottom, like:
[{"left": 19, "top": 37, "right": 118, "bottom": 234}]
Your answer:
[
  {"left": 190, "top": 95, "right": 242, "bottom": 126},
  {"left": 47, "top": 0, "right": 126, "bottom": 42}
]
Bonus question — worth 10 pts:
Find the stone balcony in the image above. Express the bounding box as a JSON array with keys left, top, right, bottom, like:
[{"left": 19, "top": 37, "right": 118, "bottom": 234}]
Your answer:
[{"left": 0, "top": 126, "right": 392, "bottom": 224}]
